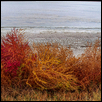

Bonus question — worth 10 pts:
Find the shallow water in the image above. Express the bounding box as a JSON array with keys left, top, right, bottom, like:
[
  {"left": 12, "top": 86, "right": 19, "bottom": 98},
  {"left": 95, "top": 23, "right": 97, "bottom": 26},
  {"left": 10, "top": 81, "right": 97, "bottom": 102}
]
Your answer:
[{"left": 1, "top": 1, "right": 101, "bottom": 33}]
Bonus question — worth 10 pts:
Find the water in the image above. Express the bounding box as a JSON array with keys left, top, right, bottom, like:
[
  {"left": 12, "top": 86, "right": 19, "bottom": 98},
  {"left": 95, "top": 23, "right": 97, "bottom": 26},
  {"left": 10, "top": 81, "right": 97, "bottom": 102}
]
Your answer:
[{"left": 1, "top": 1, "right": 101, "bottom": 33}]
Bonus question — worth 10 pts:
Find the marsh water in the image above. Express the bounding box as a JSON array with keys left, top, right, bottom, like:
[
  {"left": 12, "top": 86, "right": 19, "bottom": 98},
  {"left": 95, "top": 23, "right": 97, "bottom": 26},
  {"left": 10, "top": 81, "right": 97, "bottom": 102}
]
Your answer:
[{"left": 1, "top": 1, "right": 101, "bottom": 33}]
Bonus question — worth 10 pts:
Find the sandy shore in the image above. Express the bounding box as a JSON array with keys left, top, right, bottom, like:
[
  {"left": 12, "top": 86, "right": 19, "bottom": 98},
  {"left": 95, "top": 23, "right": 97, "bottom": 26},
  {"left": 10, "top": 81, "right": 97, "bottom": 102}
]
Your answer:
[{"left": 1, "top": 29, "right": 101, "bottom": 57}]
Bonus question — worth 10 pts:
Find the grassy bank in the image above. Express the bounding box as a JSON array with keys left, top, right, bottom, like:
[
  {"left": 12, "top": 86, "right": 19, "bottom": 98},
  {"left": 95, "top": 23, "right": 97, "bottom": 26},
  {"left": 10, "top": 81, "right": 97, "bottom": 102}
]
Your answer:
[{"left": 1, "top": 28, "right": 101, "bottom": 101}]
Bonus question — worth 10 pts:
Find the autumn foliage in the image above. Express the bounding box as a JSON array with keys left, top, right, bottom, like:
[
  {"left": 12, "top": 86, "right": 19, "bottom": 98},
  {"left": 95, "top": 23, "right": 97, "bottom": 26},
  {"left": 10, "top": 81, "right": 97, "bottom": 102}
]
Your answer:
[
  {"left": 1, "top": 28, "right": 31, "bottom": 88},
  {"left": 1, "top": 28, "right": 101, "bottom": 92},
  {"left": 72, "top": 39, "right": 101, "bottom": 91}
]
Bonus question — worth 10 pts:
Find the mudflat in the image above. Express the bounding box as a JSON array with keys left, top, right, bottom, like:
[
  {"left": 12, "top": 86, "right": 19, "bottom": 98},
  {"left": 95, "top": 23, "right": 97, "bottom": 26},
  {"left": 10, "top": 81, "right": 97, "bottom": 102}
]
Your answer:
[
  {"left": 1, "top": 29, "right": 101, "bottom": 57},
  {"left": 24, "top": 31, "right": 101, "bottom": 57}
]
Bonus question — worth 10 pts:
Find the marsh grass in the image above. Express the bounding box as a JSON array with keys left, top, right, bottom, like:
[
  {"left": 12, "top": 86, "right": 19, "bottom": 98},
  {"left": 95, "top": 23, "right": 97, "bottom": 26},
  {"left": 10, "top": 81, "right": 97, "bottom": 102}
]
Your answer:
[{"left": 1, "top": 28, "right": 101, "bottom": 101}]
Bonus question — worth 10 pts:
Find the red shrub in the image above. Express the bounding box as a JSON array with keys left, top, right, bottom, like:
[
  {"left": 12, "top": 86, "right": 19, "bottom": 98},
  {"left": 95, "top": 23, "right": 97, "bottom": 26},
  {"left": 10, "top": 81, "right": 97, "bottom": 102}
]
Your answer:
[{"left": 1, "top": 28, "right": 30, "bottom": 78}]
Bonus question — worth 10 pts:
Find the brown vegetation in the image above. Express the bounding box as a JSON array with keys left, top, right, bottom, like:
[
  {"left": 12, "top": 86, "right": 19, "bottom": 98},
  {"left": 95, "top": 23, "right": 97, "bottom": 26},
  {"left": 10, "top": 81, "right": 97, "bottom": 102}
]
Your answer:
[{"left": 1, "top": 28, "right": 101, "bottom": 101}]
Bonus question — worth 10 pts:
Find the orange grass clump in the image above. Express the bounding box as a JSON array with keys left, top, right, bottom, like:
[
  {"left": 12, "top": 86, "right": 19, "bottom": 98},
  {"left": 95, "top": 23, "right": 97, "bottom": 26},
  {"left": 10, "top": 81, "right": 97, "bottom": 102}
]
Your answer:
[
  {"left": 71, "top": 38, "right": 101, "bottom": 91},
  {"left": 25, "top": 42, "right": 78, "bottom": 91}
]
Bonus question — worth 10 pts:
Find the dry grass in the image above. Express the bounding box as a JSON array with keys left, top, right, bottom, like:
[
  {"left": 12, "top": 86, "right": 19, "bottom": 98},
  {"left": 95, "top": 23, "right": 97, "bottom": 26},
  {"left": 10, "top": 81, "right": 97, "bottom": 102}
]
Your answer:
[{"left": 1, "top": 84, "right": 101, "bottom": 101}]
